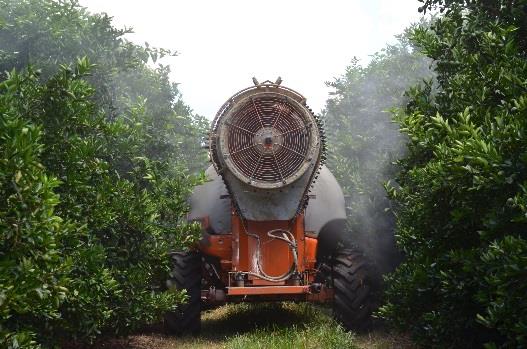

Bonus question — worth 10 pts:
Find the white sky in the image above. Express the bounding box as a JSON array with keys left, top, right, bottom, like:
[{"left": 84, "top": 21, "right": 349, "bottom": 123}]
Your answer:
[{"left": 79, "top": 0, "right": 423, "bottom": 118}]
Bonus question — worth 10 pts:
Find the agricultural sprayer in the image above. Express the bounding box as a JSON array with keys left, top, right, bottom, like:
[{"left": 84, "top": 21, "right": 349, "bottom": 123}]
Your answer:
[{"left": 165, "top": 78, "right": 377, "bottom": 334}]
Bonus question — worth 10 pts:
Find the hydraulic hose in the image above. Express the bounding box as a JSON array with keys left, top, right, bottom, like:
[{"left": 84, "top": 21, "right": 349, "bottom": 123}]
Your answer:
[{"left": 244, "top": 228, "right": 298, "bottom": 282}]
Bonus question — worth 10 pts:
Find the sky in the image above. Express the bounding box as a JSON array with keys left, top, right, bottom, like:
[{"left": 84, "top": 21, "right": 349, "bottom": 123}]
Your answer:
[{"left": 79, "top": 0, "right": 423, "bottom": 118}]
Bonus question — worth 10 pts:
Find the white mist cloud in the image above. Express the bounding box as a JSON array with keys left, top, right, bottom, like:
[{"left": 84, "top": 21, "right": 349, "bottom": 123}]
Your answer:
[{"left": 79, "top": 0, "right": 422, "bottom": 118}]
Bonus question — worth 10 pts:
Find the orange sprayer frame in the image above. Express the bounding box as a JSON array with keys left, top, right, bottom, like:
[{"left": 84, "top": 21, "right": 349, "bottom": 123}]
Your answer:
[
  {"left": 198, "top": 208, "right": 322, "bottom": 297},
  {"left": 231, "top": 209, "right": 317, "bottom": 284}
]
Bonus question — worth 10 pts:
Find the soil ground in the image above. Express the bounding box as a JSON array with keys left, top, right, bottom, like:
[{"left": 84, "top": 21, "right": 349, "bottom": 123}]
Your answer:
[{"left": 96, "top": 303, "right": 417, "bottom": 349}]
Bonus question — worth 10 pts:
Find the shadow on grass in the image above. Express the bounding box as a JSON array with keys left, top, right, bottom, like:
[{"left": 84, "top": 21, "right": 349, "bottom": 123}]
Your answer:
[
  {"left": 88, "top": 303, "right": 325, "bottom": 348},
  {"left": 90, "top": 303, "right": 416, "bottom": 349},
  {"left": 198, "top": 302, "right": 325, "bottom": 341}
]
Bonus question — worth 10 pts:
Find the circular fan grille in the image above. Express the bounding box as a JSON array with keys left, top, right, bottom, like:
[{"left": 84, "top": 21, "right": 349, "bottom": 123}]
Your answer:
[{"left": 216, "top": 92, "right": 320, "bottom": 188}]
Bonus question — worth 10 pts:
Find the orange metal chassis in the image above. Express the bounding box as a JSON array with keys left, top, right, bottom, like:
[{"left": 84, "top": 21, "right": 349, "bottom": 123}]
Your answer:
[{"left": 198, "top": 208, "right": 333, "bottom": 303}]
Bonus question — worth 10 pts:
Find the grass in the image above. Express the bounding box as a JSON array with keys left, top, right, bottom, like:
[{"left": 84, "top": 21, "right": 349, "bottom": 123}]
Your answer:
[
  {"left": 216, "top": 303, "right": 356, "bottom": 349},
  {"left": 97, "top": 303, "right": 417, "bottom": 349}
]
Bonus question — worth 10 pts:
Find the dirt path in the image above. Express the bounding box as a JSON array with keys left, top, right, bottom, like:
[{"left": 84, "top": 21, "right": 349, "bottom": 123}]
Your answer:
[{"left": 97, "top": 304, "right": 416, "bottom": 349}]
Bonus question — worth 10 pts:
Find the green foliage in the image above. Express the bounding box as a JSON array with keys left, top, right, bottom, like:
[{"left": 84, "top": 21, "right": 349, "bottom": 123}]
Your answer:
[
  {"left": 0, "top": 0, "right": 206, "bottom": 347},
  {"left": 0, "top": 0, "right": 208, "bottom": 171},
  {"left": 477, "top": 236, "right": 527, "bottom": 346},
  {"left": 0, "top": 71, "right": 70, "bottom": 349},
  {"left": 0, "top": 60, "right": 200, "bottom": 348},
  {"left": 323, "top": 29, "right": 432, "bottom": 271},
  {"left": 380, "top": 1, "right": 527, "bottom": 347}
]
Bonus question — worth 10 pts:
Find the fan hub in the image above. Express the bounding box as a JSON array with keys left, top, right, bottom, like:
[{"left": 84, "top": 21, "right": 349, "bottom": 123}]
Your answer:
[{"left": 254, "top": 127, "right": 283, "bottom": 154}]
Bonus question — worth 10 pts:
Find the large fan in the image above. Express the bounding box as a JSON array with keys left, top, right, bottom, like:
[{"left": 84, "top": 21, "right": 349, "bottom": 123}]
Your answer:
[{"left": 211, "top": 83, "right": 322, "bottom": 190}]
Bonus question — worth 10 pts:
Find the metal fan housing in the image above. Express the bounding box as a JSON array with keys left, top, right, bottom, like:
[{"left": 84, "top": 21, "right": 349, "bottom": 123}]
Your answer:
[{"left": 209, "top": 80, "right": 324, "bottom": 221}]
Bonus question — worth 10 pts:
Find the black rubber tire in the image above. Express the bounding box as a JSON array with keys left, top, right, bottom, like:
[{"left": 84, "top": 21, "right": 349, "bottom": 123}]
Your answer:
[
  {"left": 164, "top": 251, "right": 201, "bottom": 336},
  {"left": 330, "top": 248, "right": 379, "bottom": 331}
]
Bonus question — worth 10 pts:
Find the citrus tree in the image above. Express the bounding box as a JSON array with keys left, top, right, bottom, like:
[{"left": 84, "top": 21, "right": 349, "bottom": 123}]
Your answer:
[
  {"left": 380, "top": 1, "right": 527, "bottom": 347},
  {"left": 323, "top": 29, "right": 432, "bottom": 273},
  {"left": 0, "top": 1, "right": 206, "bottom": 347}
]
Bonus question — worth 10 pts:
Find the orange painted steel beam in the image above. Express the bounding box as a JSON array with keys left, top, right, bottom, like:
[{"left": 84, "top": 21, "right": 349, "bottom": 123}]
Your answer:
[
  {"left": 234, "top": 213, "right": 307, "bottom": 275},
  {"left": 246, "top": 218, "right": 296, "bottom": 277},
  {"left": 251, "top": 279, "right": 286, "bottom": 286},
  {"left": 304, "top": 236, "right": 317, "bottom": 270},
  {"left": 227, "top": 285, "right": 310, "bottom": 296},
  {"left": 229, "top": 209, "right": 319, "bottom": 286},
  {"left": 199, "top": 233, "right": 232, "bottom": 261},
  {"left": 231, "top": 209, "right": 246, "bottom": 271}
]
